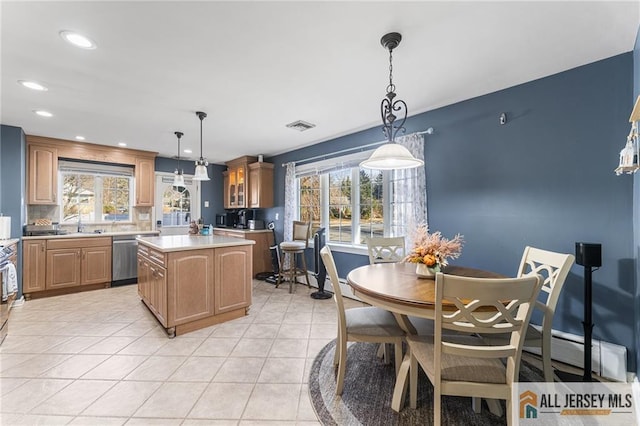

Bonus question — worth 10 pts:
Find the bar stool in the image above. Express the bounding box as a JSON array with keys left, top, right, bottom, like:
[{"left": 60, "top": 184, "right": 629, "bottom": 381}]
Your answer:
[{"left": 276, "top": 221, "right": 311, "bottom": 293}]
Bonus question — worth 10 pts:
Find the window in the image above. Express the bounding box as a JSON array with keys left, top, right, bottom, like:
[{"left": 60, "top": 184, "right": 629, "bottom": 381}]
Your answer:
[
  {"left": 295, "top": 151, "right": 406, "bottom": 247},
  {"left": 59, "top": 161, "right": 133, "bottom": 223},
  {"left": 291, "top": 135, "right": 426, "bottom": 251},
  {"left": 161, "top": 177, "right": 193, "bottom": 226}
]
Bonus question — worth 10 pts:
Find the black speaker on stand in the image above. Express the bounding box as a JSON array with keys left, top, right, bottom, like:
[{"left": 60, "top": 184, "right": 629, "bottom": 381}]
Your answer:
[
  {"left": 310, "top": 227, "right": 331, "bottom": 300},
  {"left": 556, "top": 242, "right": 601, "bottom": 382}
]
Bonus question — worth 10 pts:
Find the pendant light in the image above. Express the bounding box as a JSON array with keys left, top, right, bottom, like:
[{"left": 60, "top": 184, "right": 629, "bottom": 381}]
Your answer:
[
  {"left": 172, "top": 131, "right": 185, "bottom": 187},
  {"left": 360, "top": 32, "right": 424, "bottom": 170},
  {"left": 193, "top": 111, "right": 210, "bottom": 181}
]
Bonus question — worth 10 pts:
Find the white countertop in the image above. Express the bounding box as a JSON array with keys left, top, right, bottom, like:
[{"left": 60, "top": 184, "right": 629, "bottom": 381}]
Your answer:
[
  {"left": 23, "top": 230, "right": 160, "bottom": 240},
  {"left": 137, "top": 234, "right": 256, "bottom": 252}
]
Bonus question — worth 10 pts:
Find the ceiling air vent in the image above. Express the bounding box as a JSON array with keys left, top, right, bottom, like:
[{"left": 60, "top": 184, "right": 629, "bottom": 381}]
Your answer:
[{"left": 286, "top": 120, "right": 316, "bottom": 132}]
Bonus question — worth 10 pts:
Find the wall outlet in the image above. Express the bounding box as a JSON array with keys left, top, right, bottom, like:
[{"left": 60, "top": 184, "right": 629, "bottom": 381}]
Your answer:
[
  {"left": 204, "top": 201, "right": 209, "bottom": 207},
  {"left": 275, "top": 213, "right": 279, "bottom": 220}
]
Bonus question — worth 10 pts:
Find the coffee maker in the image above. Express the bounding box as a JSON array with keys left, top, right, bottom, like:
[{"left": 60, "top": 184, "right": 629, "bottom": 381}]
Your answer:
[{"left": 237, "top": 209, "right": 255, "bottom": 229}]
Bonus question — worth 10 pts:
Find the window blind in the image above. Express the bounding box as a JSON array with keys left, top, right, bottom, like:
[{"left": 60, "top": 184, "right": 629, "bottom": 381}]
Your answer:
[{"left": 59, "top": 160, "right": 134, "bottom": 177}]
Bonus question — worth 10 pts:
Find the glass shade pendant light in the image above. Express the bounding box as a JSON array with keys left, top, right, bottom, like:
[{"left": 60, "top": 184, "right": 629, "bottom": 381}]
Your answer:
[
  {"left": 360, "top": 32, "right": 424, "bottom": 170},
  {"left": 172, "top": 131, "right": 185, "bottom": 187},
  {"left": 193, "top": 111, "right": 210, "bottom": 181}
]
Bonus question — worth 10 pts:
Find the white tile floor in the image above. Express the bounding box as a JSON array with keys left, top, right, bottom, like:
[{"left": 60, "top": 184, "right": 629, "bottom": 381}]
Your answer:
[{"left": 0, "top": 280, "right": 358, "bottom": 425}]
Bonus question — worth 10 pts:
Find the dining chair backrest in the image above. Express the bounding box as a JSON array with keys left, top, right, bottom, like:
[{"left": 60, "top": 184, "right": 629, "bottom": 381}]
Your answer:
[
  {"left": 320, "top": 246, "right": 347, "bottom": 330},
  {"left": 292, "top": 221, "right": 311, "bottom": 248},
  {"left": 434, "top": 272, "right": 543, "bottom": 383},
  {"left": 366, "top": 236, "right": 406, "bottom": 264},
  {"left": 517, "top": 246, "right": 574, "bottom": 331}
]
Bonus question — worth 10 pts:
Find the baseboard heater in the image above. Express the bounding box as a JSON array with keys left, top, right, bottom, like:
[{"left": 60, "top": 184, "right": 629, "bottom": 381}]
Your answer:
[{"left": 524, "top": 326, "right": 628, "bottom": 382}]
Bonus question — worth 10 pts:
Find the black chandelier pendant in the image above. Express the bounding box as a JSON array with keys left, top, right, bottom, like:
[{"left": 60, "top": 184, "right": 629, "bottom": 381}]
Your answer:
[{"left": 380, "top": 32, "right": 408, "bottom": 143}]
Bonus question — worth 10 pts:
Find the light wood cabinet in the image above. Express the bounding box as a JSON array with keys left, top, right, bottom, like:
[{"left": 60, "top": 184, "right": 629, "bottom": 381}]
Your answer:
[
  {"left": 46, "top": 237, "right": 112, "bottom": 290},
  {"left": 137, "top": 245, "right": 167, "bottom": 326},
  {"left": 224, "top": 156, "right": 256, "bottom": 209},
  {"left": 23, "top": 237, "right": 112, "bottom": 298},
  {"left": 22, "top": 240, "right": 47, "bottom": 294},
  {"left": 248, "top": 162, "right": 274, "bottom": 208},
  {"left": 135, "top": 157, "right": 155, "bottom": 206},
  {"left": 28, "top": 144, "right": 58, "bottom": 204},
  {"left": 137, "top": 240, "right": 253, "bottom": 337},
  {"left": 214, "top": 245, "right": 252, "bottom": 314},
  {"left": 167, "top": 250, "right": 214, "bottom": 326},
  {"left": 222, "top": 170, "right": 230, "bottom": 209},
  {"left": 214, "top": 229, "right": 273, "bottom": 275},
  {"left": 46, "top": 248, "right": 82, "bottom": 289}
]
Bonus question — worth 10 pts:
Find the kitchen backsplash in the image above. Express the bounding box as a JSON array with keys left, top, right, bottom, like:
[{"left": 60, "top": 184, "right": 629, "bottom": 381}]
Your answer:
[{"left": 26, "top": 206, "right": 153, "bottom": 233}]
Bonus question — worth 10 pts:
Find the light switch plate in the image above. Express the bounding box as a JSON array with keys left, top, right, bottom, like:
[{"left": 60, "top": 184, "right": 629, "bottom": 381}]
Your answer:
[{"left": 204, "top": 201, "right": 209, "bottom": 207}]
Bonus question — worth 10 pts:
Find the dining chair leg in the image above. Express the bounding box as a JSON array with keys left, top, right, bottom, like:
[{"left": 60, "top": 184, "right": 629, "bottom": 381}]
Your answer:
[
  {"left": 434, "top": 384, "right": 442, "bottom": 426},
  {"left": 409, "top": 350, "right": 418, "bottom": 409},
  {"left": 376, "top": 343, "right": 385, "bottom": 360},
  {"left": 391, "top": 352, "right": 411, "bottom": 412},
  {"left": 336, "top": 338, "right": 348, "bottom": 395},
  {"left": 486, "top": 398, "right": 504, "bottom": 417},
  {"left": 333, "top": 329, "right": 340, "bottom": 367},
  {"left": 394, "top": 341, "right": 403, "bottom": 377},
  {"left": 542, "top": 334, "right": 554, "bottom": 382},
  {"left": 472, "top": 397, "right": 482, "bottom": 413},
  {"left": 506, "top": 396, "right": 513, "bottom": 426}
]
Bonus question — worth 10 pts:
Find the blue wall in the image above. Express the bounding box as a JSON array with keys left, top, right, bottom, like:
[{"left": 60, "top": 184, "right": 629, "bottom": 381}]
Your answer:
[
  {"left": 267, "top": 53, "right": 636, "bottom": 371},
  {"left": 0, "top": 125, "right": 27, "bottom": 297},
  {"left": 154, "top": 156, "right": 225, "bottom": 226}
]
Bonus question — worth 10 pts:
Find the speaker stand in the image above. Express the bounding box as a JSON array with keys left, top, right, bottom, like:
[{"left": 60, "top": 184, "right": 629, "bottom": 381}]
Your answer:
[{"left": 556, "top": 265, "right": 597, "bottom": 383}]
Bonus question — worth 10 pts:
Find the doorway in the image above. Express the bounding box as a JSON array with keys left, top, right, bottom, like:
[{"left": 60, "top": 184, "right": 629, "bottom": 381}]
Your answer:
[{"left": 154, "top": 173, "right": 201, "bottom": 236}]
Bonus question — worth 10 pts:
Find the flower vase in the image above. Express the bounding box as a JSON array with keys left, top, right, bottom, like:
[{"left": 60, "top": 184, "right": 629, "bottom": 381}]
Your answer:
[{"left": 415, "top": 263, "right": 440, "bottom": 278}]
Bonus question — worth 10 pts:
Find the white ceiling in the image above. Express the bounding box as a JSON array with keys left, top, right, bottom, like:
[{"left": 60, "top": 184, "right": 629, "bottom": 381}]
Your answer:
[{"left": 2, "top": 1, "right": 638, "bottom": 164}]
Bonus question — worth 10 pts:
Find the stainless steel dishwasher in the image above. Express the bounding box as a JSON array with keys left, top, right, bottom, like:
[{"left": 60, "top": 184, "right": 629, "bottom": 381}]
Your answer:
[{"left": 112, "top": 234, "right": 140, "bottom": 286}]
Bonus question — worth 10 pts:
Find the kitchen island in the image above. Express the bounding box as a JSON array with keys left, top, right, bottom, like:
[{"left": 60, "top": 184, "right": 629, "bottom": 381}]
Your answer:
[{"left": 136, "top": 235, "right": 254, "bottom": 337}]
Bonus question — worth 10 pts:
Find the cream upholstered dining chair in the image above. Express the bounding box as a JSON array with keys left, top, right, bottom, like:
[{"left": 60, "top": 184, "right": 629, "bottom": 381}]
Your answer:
[
  {"left": 481, "top": 246, "right": 574, "bottom": 382},
  {"left": 276, "top": 220, "right": 311, "bottom": 293},
  {"left": 402, "top": 272, "right": 542, "bottom": 425},
  {"left": 319, "top": 246, "right": 405, "bottom": 395}
]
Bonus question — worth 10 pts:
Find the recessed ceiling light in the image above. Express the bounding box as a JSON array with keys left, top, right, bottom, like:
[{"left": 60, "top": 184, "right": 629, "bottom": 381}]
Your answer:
[
  {"left": 59, "top": 30, "right": 97, "bottom": 50},
  {"left": 118, "top": 142, "right": 127, "bottom": 147},
  {"left": 183, "top": 149, "right": 192, "bottom": 154},
  {"left": 33, "top": 110, "right": 53, "bottom": 117},
  {"left": 75, "top": 136, "right": 85, "bottom": 141},
  {"left": 18, "top": 80, "right": 48, "bottom": 91}
]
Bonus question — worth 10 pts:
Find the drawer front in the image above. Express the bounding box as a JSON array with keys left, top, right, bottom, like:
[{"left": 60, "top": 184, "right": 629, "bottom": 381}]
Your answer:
[
  {"left": 47, "top": 237, "right": 112, "bottom": 250},
  {"left": 149, "top": 248, "right": 166, "bottom": 268}
]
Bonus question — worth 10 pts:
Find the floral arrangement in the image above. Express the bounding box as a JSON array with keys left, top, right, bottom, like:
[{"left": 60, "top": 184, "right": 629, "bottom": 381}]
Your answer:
[{"left": 404, "top": 224, "right": 464, "bottom": 269}]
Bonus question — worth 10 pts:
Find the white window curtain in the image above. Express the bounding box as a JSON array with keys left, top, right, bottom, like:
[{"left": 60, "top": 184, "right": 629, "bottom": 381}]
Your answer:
[
  {"left": 283, "top": 162, "right": 296, "bottom": 243},
  {"left": 393, "top": 133, "right": 427, "bottom": 250}
]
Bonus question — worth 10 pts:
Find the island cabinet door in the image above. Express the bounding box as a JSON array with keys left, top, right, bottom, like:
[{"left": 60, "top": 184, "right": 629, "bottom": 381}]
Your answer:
[
  {"left": 167, "top": 250, "right": 214, "bottom": 326},
  {"left": 149, "top": 264, "right": 167, "bottom": 327},
  {"left": 214, "top": 245, "right": 252, "bottom": 314},
  {"left": 137, "top": 255, "right": 149, "bottom": 300}
]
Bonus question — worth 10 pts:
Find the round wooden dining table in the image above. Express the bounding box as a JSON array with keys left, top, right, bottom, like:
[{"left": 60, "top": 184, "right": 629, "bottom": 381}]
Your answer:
[{"left": 347, "top": 262, "right": 505, "bottom": 332}]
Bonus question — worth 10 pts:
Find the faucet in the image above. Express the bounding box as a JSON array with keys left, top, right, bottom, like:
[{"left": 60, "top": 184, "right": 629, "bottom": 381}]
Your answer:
[{"left": 77, "top": 214, "right": 84, "bottom": 233}]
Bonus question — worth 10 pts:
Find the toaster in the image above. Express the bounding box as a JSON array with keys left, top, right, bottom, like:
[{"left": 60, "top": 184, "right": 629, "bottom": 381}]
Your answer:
[{"left": 248, "top": 220, "right": 265, "bottom": 230}]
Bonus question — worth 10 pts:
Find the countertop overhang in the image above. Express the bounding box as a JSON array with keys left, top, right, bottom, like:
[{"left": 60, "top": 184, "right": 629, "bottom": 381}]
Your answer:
[{"left": 137, "top": 234, "right": 256, "bottom": 252}]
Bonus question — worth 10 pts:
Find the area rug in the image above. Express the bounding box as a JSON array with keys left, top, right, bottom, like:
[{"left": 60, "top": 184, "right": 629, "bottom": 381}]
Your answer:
[{"left": 308, "top": 340, "right": 544, "bottom": 426}]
